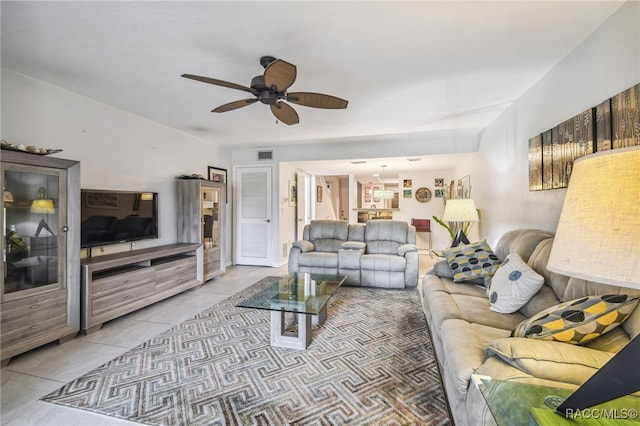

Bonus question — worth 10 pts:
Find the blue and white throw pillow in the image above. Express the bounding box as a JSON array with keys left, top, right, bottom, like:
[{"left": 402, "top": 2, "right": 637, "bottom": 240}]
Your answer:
[{"left": 487, "top": 253, "right": 544, "bottom": 314}]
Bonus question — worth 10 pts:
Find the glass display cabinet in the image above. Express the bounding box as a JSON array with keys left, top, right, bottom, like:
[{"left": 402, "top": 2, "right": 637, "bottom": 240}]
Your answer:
[
  {"left": 177, "top": 178, "right": 225, "bottom": 282},
  {"left": 1, "top": 150, "right": 80, "bottom": 365}
]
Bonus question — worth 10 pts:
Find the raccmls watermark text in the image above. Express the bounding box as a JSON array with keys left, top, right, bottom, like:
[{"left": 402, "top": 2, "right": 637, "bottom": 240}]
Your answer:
[{"left": 564, "top": 408, "right": 638, "bottom": 420}]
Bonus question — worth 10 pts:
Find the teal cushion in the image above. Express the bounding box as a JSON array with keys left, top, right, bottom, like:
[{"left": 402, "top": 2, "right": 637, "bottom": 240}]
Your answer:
[{"left": 444, "top": 240, "right": 501, "bottom": 283}]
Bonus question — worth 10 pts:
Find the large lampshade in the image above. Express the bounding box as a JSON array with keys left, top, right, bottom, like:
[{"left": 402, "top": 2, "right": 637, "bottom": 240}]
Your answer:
[
  {"left": 547, "top": 146, "right": 640, "bottom": 287},
  {"left": 546, "top": 146, "right": 640, "bottom": 417},
  {"left": 443, "top": 199, "right": 479, "bottom": 222}
]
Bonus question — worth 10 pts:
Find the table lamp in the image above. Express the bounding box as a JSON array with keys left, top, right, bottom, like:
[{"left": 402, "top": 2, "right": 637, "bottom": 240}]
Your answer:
[
  {"left": 442, "top": 198, "right": 479, "bottom": 247},
  {"left": 546, "top": 146, "right": 640, "bottom": 417}
]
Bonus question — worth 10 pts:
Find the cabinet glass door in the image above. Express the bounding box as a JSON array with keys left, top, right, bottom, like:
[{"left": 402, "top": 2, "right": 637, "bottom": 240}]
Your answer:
[
  {"left": 201, "top": 186, "right": 220, "bottom": 250},
  {"left": 2, "top": 164, "right": 66, "bottom": 300}
]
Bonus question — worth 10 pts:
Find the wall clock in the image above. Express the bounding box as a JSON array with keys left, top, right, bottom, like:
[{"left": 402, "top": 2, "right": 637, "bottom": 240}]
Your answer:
[{"left": 415, "top": 187, "right": 432, "bottom": 203}]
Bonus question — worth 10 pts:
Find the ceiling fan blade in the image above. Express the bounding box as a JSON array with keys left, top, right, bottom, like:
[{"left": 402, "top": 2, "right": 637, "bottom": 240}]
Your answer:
[
  {"left": 212, "top": 98, "right": 258, "bottom": 113},
  {"left": 286, "top": 92, "right": 348, "bottom": 109},
  {"left": 264, "top": 59, "right": 297, "bottom": 92},
  {"left": 182, "top": 74, "right": 258, "bottom": 95},
  {"left": 270, "top": 102, "right": 299, "bottom": 125}
]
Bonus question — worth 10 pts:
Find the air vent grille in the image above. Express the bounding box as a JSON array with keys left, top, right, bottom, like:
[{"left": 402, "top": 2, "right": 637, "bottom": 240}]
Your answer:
[{"left": 257, "top": 150, "right": 273, "bottom": 161}]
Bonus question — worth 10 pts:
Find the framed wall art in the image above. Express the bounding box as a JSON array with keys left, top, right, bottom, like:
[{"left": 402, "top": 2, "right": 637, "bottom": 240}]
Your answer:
[
  {"left": 208, "top": 166, "right": 228, "bottom": 203},
  {"left": 528, "top": 134, "right": 542, "bottom": 191},
  {"left": 414, "top": 187, "right": 431, "bottom": 203},
  {"left": 288, "top": 180, "right": 297, "bottom": 207},
  {"left": 528, "top": 82, "right": 638, "bottom": 192},
  {"left": 611, "top": 83, "right": 640, "bottom": 149},
  {"left": 596, "top": 98, "right": 612, "bottom": 152}
]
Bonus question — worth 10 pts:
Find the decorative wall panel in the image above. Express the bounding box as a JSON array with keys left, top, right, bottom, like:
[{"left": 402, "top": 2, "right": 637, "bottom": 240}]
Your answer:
[
  {"left": 611, "top": 83, "right": 640, "bottom": 149},
  {"left": 528, "top": 81, "right": 638, "bottom": 191}
]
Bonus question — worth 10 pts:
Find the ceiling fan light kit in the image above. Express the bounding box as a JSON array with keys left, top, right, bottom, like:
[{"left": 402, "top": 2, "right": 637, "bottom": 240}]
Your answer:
[{"left": 182, "top": 56, "right": 348, "bottom": 125}]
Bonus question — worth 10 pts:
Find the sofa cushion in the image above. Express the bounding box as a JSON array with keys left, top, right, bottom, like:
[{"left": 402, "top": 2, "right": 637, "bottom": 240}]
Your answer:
[
  {"left": 432, "top": 258, "right": 454, "bottom": 279},
  {"left": 364, "top": 220, "right": 411, "bottom": 254},
  {"left": 444, "top": 240, "right": 501, "bottom": 283},
  {"left": 298, "top": 251, "right": 338, "bottom": 268},
  {"left": 360, "top": 254, "right": 406, "bottom": 272},
  {"left": 347, "top": 223, "right": 366, "bottom": 242},
  {"left": 486, "top": 338, "right": 613, "bottom": 386},
  {"left": 440, "top": 319, "right": 512, "bottom": 398},
  {"left": 428, "top": 291, "right": 526, "bottom": 332},
  {"left": 512, "top": 294, "right": 640, "bottom": 345},
  {"left": 487, "top": 253, "right": 545, "bottom": 314},
  {"left": 293, "top": 240, "right": 315, "bottom": 253},
  {"left": 307, "top": 220, "right": 349, "bottom": 252},
  {"left": 493, "top": 229, "right": 554, "bottom": 263},
  {"left": 519, "top": 284, "right": 561, "bottom": 319}
]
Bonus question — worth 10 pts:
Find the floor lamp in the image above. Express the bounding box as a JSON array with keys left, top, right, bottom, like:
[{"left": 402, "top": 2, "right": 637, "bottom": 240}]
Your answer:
[
  {"left": 442, "top": 199, "right": 479, "bottom": 247},
  {"left": 546, "top": 146, "right": 640, "bottom": 417}
]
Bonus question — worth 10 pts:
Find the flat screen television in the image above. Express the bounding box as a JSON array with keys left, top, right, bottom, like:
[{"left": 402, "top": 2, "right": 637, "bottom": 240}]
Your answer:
[{"left": 80, "top": 189, "right": 159, "bottom": 249}]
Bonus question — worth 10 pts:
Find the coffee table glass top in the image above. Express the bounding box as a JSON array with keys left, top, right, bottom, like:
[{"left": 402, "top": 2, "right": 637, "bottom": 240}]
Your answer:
[{"left": 236, "top": 273, "right": 346, "bottom": 315}]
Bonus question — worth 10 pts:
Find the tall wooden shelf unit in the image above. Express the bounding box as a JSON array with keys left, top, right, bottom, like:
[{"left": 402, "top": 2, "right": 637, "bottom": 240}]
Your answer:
[
  {"left": 177, "top": 179, "right": 225, "bottom": 282},
  {"left": 1, "top": 150, "right": 81, "bottom": 366}
]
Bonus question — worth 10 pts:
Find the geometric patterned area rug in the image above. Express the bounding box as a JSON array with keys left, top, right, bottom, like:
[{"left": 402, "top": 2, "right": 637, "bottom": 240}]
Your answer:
[{"left": 42, "top": 277, "right": 451, "bottom": 425}]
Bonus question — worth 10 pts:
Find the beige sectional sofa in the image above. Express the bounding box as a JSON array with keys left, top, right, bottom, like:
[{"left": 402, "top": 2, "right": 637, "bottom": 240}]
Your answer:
[
  {"left": 419, "top": 229, "right": 640, "bottom": 425},
  {"left": 288, "top": 219, "right": 419, "bottom": 288}
]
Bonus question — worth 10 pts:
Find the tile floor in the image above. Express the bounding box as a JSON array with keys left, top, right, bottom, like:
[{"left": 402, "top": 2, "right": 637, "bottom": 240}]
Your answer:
[{"left": 1, "top": 255, "right": 435, "bottom": 425}]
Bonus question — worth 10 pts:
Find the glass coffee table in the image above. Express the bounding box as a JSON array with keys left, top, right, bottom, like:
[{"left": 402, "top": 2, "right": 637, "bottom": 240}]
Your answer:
[{"left": 237, "top": 273, "right": 347, "bottom": 350}]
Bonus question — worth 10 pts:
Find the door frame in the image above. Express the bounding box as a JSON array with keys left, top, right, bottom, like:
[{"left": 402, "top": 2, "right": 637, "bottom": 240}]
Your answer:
[{"left": 233, "top": 164, "right": 277, "bottom": 267}]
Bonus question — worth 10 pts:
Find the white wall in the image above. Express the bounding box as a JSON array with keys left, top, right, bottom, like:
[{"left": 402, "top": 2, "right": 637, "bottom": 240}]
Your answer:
[
  {"left": 277, "top": 162, "right": 297, "bottom": 265},
  {"left": 253, "top": 1, "right": 639, "bottom": 256},
  {"left": 314, "top": 176, "right": 339, "bottom": 220},
  {"left": 472, "top": 1, "right": 640, "bottom": 245},
  {"left": 2, "top": 70, "right": 233, "bottom": 263}
]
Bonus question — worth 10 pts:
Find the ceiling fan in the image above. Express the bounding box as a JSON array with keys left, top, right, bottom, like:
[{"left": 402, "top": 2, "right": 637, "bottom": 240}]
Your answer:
[{"left": 182, "top": 56, "right": 348, "bottom": 125}]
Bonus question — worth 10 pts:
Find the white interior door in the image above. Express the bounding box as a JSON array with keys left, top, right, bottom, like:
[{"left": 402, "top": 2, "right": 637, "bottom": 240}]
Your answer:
[{"left": 235, "top": 166, "right": 273, "bottom": 266}]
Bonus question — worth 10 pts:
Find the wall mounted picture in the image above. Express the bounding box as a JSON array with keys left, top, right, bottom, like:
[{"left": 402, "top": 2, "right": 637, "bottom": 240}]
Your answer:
[
  {"left": 551, "top": 109, "right": 593, "bottom": 189},
  {"left": 288, "top": 180, "right": 297, "bottom": 207},
  {"left": 542, "top": 129, "right": 553, "bottom": 190},
  {"left": 316, "top": 185, "right": 323, "bottom": 202},
  {"left": 596, "top": 99, "right": 612, "bottom": 152},
  {"left": 208, "top": 166, "right": 228, "bottom": 203},
  {"left": 414, "top": 187, "right": 431, "bottom": 203},
  {"left": 403, "top": 190, "right": 412, "bottom": 198},
  {"left": 403, "top": 179, "right": 412, "bottom": 188},
  {"left": 528, "top": 134, "right": 542, "bottom": 191},
  {"left": 611, "top": 83, "right": 640, "bottom": 149},
  {"left": 435, "top": 178, "right": 444, "bottom": 187},
  {"left": 435, "top": 189, "right": 444, "bottom": 198},
  {"left": 457, "top": 175, "right": 471, "bottom": 198},
  {"left": 529, "top": 82, "right": 638, "bottom": 192}
]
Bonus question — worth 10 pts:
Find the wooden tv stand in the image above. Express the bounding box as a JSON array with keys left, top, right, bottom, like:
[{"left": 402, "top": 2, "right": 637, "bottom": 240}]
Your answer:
[{"left": 80, "top": 243, "right": 201, "bottom": 334}]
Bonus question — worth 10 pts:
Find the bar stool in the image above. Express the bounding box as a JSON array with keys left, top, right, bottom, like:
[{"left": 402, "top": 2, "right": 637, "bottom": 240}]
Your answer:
[{"left": 411, "top": 218, "right": 432, "bottom": 254}]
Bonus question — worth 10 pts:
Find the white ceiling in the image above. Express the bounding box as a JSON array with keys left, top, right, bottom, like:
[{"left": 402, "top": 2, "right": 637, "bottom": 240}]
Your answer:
[{"left": 0, "top": 0, "right": 624, "bottom": 180}]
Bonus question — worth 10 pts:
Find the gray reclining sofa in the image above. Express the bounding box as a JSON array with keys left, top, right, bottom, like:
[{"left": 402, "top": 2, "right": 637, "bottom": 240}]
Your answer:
[{"left": 288, "top": 219, "right": 419, "bottom": 289}]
